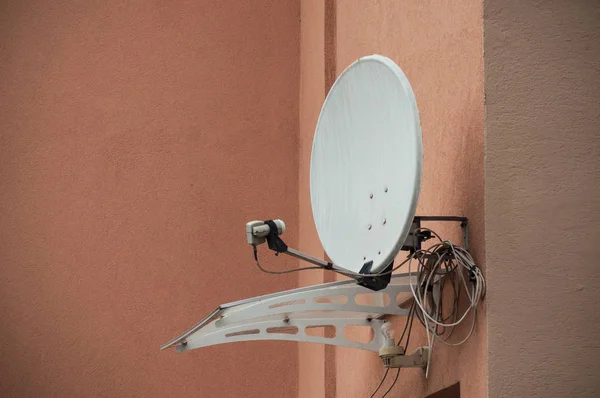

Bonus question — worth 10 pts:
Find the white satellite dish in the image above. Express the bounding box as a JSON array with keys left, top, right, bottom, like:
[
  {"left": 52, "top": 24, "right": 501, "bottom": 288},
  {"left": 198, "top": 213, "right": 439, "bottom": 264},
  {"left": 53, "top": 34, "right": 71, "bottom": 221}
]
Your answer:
[
  {"left": 163, "top": 54, "right": 485, "bottom": 388},
  {"left": 310, "top": 54, "right": 422, "bottom": 274}
]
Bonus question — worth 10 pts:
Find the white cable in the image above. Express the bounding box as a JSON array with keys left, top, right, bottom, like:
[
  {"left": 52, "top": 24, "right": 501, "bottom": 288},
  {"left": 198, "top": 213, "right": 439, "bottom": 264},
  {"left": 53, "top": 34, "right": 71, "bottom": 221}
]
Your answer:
[
  {"left": 407, "top": 230, "right": 486, "bottom": 353},
  {"left": 434, "top": 308, "right": 478, "bottom": 346},
  {"left": 423, "top": 302, "right": 433, "bottom": 378},
  {"left": 409, "top": 255, "right": 478, "bottom": 328}
]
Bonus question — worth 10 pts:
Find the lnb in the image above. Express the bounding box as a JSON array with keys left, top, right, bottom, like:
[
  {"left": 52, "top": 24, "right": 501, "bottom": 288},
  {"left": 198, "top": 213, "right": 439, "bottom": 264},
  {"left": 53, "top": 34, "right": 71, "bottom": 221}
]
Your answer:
[{"left": 246, "top": 220, "right": 286, "bottom": 246}]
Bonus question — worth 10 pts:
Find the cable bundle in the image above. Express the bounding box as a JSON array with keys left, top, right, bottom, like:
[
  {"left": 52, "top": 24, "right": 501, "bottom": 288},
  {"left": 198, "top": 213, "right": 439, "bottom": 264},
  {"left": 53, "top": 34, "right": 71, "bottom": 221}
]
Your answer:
[
  {"left": 408, "top": 229, "right": 486, "bottom": 376},
  {"left": 253, "top": 226, "right": 486, "bottom": 396}
]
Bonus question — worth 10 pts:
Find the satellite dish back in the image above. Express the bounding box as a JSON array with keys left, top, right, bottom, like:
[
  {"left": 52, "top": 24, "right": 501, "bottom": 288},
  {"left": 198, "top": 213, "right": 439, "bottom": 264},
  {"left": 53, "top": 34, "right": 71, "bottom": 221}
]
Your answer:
[{"left": 310, "top": 55, "right": 422, "bottom": 274}]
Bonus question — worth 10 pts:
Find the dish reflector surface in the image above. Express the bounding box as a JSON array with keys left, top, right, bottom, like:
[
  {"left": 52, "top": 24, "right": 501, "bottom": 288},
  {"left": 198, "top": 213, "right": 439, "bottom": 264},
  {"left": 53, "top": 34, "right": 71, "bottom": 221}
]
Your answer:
[{"left": 310, "top": 55, "right": 422, "bottom": 274}]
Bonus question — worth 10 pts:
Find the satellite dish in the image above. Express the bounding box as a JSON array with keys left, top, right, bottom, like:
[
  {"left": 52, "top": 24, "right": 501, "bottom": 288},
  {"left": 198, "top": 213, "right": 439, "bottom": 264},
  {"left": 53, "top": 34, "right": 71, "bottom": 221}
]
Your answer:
[
  {"left": 310, "top": 54, "right": 422, "bottom": 274},
  {"left": 163, "top": 55, "right": 485, "bottom": 384}
]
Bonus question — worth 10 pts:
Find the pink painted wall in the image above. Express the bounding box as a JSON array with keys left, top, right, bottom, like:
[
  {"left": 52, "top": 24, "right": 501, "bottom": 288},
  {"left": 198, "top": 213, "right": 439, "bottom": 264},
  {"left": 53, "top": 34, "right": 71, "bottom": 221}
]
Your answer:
[
  {"left": 335, "top": 1, "right": 485, "bottom": 397},
  {"left": 298, "top": 0, "right": 331, "bottom": 397},
  {"left": 299, "top": 1, "right": 485, "bottom": 397},
  {"left": 7, "top": 0, "right": 597, "bottom": 396},
  {"left": 484, "top": 1, "right": 600, "bottom": 396},
  {"left": 0, "top": 1, "right": 300, "bottom": 397}
]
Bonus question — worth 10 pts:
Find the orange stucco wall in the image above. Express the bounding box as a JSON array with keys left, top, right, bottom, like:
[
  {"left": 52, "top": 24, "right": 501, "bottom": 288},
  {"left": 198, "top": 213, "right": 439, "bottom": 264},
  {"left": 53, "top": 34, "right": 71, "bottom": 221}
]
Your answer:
[
  {"left": 298, "top": 0, "right": 330, "bottom": 397},
  {"left": 299, "top": 1, "right": 485, "bottom": 397},
  {"left": 485, "top": 1, "right": 600, "bottom": 397},
  {"left": 6, "top": 0, "right": 597, "bottom": 397},
  {"left": 0, "top": 1, "right": 300, "bottom": 397},
  {"left": 337, "top": 2, "right": 485, "bottom": 397}
]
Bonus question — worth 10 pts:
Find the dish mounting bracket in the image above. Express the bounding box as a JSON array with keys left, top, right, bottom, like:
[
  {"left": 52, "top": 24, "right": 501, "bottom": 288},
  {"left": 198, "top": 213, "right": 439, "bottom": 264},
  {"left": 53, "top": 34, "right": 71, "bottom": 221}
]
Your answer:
[{"left": 403, "top": 216, "right": 469, "bottom": 252}]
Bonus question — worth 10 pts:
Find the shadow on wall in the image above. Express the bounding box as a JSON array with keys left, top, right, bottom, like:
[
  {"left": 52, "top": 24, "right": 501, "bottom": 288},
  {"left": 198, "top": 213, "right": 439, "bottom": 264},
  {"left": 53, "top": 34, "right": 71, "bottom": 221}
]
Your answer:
[{"left": 427, "top": 382, "right": 460, "bottom": 398}]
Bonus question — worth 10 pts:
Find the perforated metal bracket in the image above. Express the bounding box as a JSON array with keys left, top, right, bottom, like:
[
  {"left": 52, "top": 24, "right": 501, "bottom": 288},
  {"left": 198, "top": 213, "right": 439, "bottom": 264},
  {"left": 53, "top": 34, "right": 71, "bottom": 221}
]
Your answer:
[
  {"left": 161, "top": 273, "right": 417, "bottom": 353},
  {"left": 177, "top": 316, "right": 386, "bottom": 352}
]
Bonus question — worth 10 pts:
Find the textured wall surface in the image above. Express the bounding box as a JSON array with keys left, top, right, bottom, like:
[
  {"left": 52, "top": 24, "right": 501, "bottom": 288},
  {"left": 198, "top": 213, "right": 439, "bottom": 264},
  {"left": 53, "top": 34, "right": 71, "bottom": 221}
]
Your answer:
[
  {"left": 0, "top": 1, "right": 300, "bottom": 396},
  {"left": 7, "top": 0, "right": 598, "bottom": 396},
  {"left": 297, "top": 0, "right": 485, "bottom": 396},
  {"left": 298, "top": 0, "right": 330, "bottom": 397},
  {"left": 484, "top": 1, "right": 600, "bottom": 397}
]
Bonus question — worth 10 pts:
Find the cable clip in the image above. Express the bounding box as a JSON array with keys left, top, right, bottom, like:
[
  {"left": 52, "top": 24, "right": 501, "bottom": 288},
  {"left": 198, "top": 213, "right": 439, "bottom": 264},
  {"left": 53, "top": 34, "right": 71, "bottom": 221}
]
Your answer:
[{"left": 468, "top": 265, "right": 479, "bottom": 282}]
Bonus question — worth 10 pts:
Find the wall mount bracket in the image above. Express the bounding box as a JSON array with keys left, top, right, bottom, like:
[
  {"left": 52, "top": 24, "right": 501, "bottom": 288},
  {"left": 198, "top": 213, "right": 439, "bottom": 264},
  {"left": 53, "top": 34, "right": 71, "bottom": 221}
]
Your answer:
[{"left": 380, "top": 345, "right": 430, "bottom": 369}]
